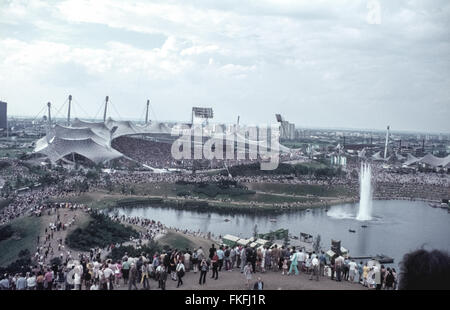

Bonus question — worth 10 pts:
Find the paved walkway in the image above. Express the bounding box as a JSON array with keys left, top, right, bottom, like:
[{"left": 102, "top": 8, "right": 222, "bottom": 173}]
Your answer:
[{"left": 114, "top": 269, "right": 367, "bottom": 290}]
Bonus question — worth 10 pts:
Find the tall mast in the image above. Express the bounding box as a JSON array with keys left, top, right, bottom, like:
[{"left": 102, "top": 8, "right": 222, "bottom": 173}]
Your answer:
[
  {"left": 384, "top": 125, "right": 390, "bottom": 159},
  {"left": 145, "top": 99, "right": 150, "bottom": 125},
  {"left": 47, "top": 102, "right": 52, "bottom": 125},
  {"left": 67, "top": 94, "right": 72, "bottom": 126},
  {"left": 103, "top": 96, "right": 109, "bottom": 122}
]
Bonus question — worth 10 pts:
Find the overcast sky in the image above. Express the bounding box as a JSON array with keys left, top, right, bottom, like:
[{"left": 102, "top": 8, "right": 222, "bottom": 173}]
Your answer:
[{"left": 0, "top": 0, "right": 449, "bottom": 133}]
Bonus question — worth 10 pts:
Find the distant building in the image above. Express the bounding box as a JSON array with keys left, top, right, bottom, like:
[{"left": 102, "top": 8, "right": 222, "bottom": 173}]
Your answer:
[
  {"left": 275, "top": 114, "right": 296, "bottom": 140},
  {"left": 0, "top": 101, "right": 6, "bottom": 129}
]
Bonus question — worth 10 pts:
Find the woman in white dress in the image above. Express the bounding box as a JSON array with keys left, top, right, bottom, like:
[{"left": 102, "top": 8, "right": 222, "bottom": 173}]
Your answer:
[{"left": 243, "top": 262, "right": 253, "bottom": 289}]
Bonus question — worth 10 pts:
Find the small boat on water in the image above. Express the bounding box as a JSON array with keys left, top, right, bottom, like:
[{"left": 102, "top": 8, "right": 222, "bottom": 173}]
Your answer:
[
  {"left": 361, "top": 225, "right": 368, "bottom": 228},
  {"left": 269, "top": 218, "right": 277, "bottom": 222},
  {"left": 429, "top": 203, "right": 439, "bottom": 208},
  {"left": 348, "top": 229, "right": 356, "bottom": 233},
  {"left": 224, "top": 219, "right": 231, "bottom": 222}
]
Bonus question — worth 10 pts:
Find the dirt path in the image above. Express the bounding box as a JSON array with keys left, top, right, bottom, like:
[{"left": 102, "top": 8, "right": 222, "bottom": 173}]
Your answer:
[
  {"left": 113, "top": 268, "right": 367, "bottom": 290},
  {"left": 36, "top": 209, "right": 91, "bottom": 265}
]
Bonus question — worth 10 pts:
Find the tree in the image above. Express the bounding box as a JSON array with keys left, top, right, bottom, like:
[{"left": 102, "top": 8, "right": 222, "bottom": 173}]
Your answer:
[
  {"left": 1, "top": 181, "right": 13, "bottom": 197},
  {"left": 313, "top": 234, "right": 321, "bottom": 253},
  {"left": 253, "top": 224, "right": 258, "bottom": 239},
  {"left": 283, "top": 233, "right": 290, "bottom": 247},
  {"left": 105, "top": 174, "right": 114, "bottom": 193}
]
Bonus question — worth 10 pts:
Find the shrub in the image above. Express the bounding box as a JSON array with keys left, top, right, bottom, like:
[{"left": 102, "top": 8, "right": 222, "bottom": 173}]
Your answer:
[
  {"left": 18, "top": 249, "right": 30, "bottom": 258},
  {"left": 0, "top": 225, "right": 14, "bottom": 241},
  {"left": 65, "top": 212, "right": 139, "bottom": 251},
  {"left": 108, "top": 242, "right": 162, "bottom": 261},
  {"left": 0, "top": 256, "right": 32, "bottom": 275},
  {"left": 50, "top": 257, "right": 62, "bottom": 266}
]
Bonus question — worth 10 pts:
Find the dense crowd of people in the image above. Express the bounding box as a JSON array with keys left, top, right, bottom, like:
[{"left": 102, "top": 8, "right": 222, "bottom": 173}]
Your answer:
[
  {"left": 0, "top": 242, "right": 403, "bottom": 290},
  {"left": 2, "top": 241, "right": 448, "bottom": 290},
  {"left": 0, "top": 154, "right": 449, "bottom": 291}
]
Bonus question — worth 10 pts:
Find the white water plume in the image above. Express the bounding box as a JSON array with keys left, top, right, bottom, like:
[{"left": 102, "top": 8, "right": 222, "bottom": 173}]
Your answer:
[{"left": 356, "top": 162, "right": 373, "bottom": 221}]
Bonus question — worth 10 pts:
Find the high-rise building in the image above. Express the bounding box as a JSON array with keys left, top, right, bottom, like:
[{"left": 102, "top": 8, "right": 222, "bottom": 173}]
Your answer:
[{"left": 0, "top": 101, "right": 7, "bottom": 129}]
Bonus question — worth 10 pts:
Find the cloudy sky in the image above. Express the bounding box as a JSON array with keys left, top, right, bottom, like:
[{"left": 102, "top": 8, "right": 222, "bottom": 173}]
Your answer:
[{"left": 0, "top": 0, "right": 449, "bottom": 133}]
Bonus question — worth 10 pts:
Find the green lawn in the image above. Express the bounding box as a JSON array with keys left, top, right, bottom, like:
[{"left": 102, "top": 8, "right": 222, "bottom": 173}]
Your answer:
[
  {"left": 215, "top": 193, "right": 318, "bottom": 204},
  {"left": 157, "top": 232, "right": 195, "bottom": 250},
  {"left": 0, "top": 147, "right": 32, "bottom": 159},
  {"left": 0, "top": 216, "right": 43, "bottom": 266},
  {"left": 245, "top": 183, "right": 353, "bottom": 197}
]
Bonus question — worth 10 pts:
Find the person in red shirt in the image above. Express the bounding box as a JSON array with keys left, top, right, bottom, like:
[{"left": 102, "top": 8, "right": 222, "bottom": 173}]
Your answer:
[
  {"left": 211, "top": 252, "right": 219, "bottom": 280},
  {"left": 44, "top": 269, "right": 53, "bottom": 290}
]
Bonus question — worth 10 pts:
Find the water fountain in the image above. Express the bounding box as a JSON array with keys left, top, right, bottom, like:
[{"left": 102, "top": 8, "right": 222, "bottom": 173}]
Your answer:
[{"left": 356, "top": 162, "right": 373, "bottom": 221}]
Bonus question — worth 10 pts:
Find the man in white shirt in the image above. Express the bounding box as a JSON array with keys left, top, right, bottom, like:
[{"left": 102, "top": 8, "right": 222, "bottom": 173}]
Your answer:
[
  {"left": 103, "top": 266, "right": 113, "bottom": 290},
  {"left": 310, "top": 256, "right": 319, "bottom": 281},
  {"left": 184, "top": 252, "right": 191, "bottom": 271},
  {"left": 197, "top": 247, "right": 205, "bottom": 261},
  {"left": 348, "top": 260, "right": 358, "bottom": 282},
  {"left": 90, "top": 280, "right": 99, "bottom": 290},
  {"left": 335, "top": 255, "right": 345, "bottom": 281},
  {"left": 298, "top": 250, "right": 306, "bottom": 273},
  {"left": 26, "top": 273, "right": 36, "bottom": 290}
]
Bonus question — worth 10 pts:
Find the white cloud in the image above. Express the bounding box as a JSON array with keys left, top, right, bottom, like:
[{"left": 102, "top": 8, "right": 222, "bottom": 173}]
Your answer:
[{"left": 0, "top": 0, "right": 449, "bottom": 132}]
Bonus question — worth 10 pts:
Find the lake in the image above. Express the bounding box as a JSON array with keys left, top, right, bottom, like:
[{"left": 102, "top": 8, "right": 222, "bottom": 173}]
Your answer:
[{"left": 107, "top": 200, "right": 450, "bottom": 269}]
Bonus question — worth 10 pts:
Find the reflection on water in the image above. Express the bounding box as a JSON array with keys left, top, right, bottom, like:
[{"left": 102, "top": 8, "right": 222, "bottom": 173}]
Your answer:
[{"left": 108, "top": 200, "right": 450, "bottom": 269}]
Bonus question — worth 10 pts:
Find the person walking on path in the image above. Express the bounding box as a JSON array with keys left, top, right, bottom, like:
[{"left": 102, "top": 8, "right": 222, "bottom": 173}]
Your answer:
[
  {"left": 176, "top": 261, "right": 185, "bottom": 288},
  {"left": 288, "top": 247, "right": 299, "bottom": 276},
  {"left": 141, "top": 262, "right": 150, "bottom": 290},
  {"left": 335, "top": 254, "right": 345, "bottom": 282},
  {"left": 159, "top": 265, "right": 167, "bottom": 290},
  {"left": 310, "top": 255, "right": 319, "bottom": 281},
  {"left": 211, "top": 252, "right": 219, "bottom": 280},
  {"left": 217, "top": 247, "right": 224, "bottom": 271},
  {"left": 122, "top": 258, "right": 130, "bottom": 286},
  {"left": 240, "top": 246, "right": 247, "bottom": 273},
  {"left": 128, "top": 263, "right": 138, "bottom": 290},
  {"left": 244, "top": 262, "right": 253, "bottom": 289},
  {"left": 199, "top": 259, "right": 208, "bottom": 285},
  {"left": 209, "top": 244, "right": 216, "bottom": 260},
  {"left": 253, "top": 277, "right": 264, "bottom": 290}
]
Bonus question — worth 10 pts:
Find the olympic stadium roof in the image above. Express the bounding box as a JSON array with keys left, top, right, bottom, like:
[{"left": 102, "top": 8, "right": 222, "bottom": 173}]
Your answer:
[
  {"left": 34, "top": 117, "right": 302, "bottom": 165},
  {"left": 403, "top": 153, "right": 450, "bottom": 168},
  {"left": 34, "top": 117, "right": 174, "bottom": 164}
]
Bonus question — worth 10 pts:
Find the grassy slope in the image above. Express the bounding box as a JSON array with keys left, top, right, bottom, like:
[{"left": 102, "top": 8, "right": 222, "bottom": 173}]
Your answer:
[
  {"left": 0, "top": 216, "right": 43, "bottom": 266},
  {"left": 158, "top": 231, "right": 215, "bottom": 251},
  {"left": 114, "top": 181, "right": 343, "bottom": 203},
  {"left": 245, "top": 183, "right": 353, "bottom": 197},
  {"left": 157, "top": 232, "right": 195, "bottom": 250},
  {"left": 51, "top": 180, "right": 354, "bottom": 211}
]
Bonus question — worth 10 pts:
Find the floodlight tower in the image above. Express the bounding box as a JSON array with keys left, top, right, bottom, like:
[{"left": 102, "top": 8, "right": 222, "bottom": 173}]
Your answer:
[
  {"left": 384, "top": 125, "right": 390, "bottom": 159},
  {"left": 103, "top": 96, "right": 109, "bottom": 122},
  {"left": 145, "top": 99, "right": 150, "bottom": 125},
  {"left": 46, "top": 102, "right": 52, "bottom": 142},
  {"left": 67, "top": 95, "right": 72, "bottom": 126}
]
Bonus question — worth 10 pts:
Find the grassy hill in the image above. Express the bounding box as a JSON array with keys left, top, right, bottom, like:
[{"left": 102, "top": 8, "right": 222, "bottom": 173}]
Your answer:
[{"left": 0, "top": 216, "right": 43, "bottom": 267}]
